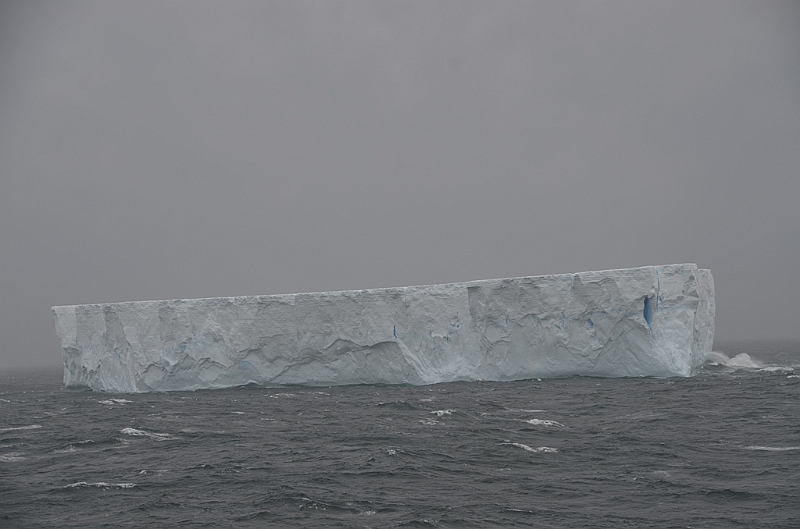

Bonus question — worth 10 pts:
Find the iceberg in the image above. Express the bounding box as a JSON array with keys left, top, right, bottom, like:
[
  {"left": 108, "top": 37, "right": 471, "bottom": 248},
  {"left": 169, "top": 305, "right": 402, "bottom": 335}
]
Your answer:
[{"left": 53, "top": 264, "right": 714, "bottom": 392}]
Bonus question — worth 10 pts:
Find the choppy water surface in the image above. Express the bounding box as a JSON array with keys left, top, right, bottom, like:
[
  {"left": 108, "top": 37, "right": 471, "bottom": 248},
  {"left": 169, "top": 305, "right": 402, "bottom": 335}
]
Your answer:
[{"left": 1, "top": 340, "right": 798, "bottom": 528}]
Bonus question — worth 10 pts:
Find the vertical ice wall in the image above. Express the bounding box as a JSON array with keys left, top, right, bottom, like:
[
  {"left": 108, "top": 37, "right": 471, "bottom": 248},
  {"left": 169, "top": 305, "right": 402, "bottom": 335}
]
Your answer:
[{"left": 53, "top": 264, "right": 714, "bottom": 392}]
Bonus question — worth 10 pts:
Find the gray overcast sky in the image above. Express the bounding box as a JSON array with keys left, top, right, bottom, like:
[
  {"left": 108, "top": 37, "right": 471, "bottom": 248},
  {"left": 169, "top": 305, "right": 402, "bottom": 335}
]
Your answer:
[{"left": 1, "top": 0, "right": 798, "bottom": 369}]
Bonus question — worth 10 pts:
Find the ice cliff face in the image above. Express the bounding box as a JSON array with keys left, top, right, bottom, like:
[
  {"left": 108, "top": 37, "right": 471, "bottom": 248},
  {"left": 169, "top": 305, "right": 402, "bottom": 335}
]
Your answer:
[{"left": 53, "top": 264, "right": 714, "bottom": 392}]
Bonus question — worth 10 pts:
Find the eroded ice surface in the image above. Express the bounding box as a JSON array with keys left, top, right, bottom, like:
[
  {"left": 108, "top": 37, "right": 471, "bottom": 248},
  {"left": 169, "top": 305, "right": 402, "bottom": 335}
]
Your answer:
[{"left": 53, "top": 264, "right": 714, "bottom": 392}]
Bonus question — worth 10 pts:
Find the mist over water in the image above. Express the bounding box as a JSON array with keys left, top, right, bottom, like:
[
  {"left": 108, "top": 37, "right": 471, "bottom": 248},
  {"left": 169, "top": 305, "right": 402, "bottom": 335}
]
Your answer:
[{"left": 1, "top": 340, "right": 798, "bottom": 528}]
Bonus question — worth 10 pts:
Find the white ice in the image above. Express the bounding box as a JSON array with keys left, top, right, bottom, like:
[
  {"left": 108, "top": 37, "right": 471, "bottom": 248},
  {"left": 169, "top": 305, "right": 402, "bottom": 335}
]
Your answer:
[{"left": 53, "top": 264, "right": 714, "bottom": 392}]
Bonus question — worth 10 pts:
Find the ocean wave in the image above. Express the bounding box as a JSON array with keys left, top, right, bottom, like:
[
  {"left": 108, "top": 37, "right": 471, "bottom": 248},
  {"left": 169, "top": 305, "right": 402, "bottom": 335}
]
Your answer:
[
  {"left": 98, "top": 399, "right": 132, "bottom": 405},
  {"left": 0, "top": 424, "right": 41, "bottom": 432},
  {"left": 744, "top": 446, "right": 800, "bottom": 452},
  {"left": 525, "top": 418, "right": 564, "bottom": 427},
  {"left": 63, "top": 482, "right": 136, "bottom": 489},
  {"left": 268, "top": 393, "right": 297, "bottom": 398},
  {"left": 758, "top": 366, "right": 796, "bottom": 374},
  {"left": 120, "top": 428, "right": 176, "bottom": 441},
  {"left": 500, "top": 442, "right": 558, "bottom": 453}
]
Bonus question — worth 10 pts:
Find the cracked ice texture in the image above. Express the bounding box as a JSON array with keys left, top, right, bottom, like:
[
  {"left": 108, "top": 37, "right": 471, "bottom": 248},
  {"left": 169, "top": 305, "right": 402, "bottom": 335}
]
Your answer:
[{"left": 53, "top": 264, "right": 714, "bottom": 392}]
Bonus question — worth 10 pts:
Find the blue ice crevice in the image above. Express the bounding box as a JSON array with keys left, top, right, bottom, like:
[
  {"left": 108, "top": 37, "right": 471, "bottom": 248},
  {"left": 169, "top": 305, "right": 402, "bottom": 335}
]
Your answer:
[{"left": 643, "top": 296, "right": 654, "bottom": 331}]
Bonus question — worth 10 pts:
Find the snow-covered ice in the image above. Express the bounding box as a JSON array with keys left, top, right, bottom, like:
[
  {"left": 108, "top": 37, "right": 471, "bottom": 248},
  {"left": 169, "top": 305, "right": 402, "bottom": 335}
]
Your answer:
[{"left": 53, "top": 264, "right": 714, "bottom": 392}]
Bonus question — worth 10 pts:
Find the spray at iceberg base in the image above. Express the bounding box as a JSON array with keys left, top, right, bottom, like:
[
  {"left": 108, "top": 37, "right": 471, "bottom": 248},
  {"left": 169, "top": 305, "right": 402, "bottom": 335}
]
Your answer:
[{"left": 53, "top": 264, "right": 714, "bottom": 393}]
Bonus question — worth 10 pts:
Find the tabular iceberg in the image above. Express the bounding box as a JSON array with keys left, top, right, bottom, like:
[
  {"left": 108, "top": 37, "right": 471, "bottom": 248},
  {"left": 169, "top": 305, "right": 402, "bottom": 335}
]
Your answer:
[{"left": 53, "top": 264, "right": 714, "bottom": 392}]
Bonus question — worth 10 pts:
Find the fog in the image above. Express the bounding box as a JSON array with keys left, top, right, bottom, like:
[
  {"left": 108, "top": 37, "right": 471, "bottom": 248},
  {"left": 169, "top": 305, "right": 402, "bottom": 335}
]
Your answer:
[{"left": 1, "top": 1, "right": 798, "bottom": 368}]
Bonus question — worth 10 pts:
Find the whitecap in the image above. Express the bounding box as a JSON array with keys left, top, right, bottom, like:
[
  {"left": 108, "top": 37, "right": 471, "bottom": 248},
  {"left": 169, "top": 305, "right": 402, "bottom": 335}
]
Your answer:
[
  {"left": 525, "top": 418, "right": 564, "bottom": 427},
  {"left": 269, "top": 393, "right": 296, "bottom": 398},
  {"left": 0, "top": 452, "right": 25, "bottom": 462},
  {"left": 99, "top": 399, "right": 132, "bottom": 405},
  {"left": 0, "top": 424, "right": 41, "bottom": 432},
  {"left": 744, "top": 446, "right": 800, "bottom": 452},
  {"left": 120, "top": 428, "right": 175, "bottom": 441},
  {"left": 419, "top": 419, "right": 439, "bottom": 425},
  {"left": 63, "top": 482, "right": 135, "bottom": 489},
  {"left": 231, "top": 411, "right": 245, "bottom": 415},
  {"left": 500, "top": 442, "right": 558, "bottom": 453},
  {"left": 53, "top": 446, "right": 78, "bottom": 454},
  {"left": 431, "top": 410, "right": 453, "bottom": 417}
]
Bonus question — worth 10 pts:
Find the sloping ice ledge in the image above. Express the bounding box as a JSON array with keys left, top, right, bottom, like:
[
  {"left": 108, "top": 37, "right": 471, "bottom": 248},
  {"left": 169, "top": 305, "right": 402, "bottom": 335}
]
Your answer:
[{"left": 53, "top": 264, "right": 714, "bottom": 392}]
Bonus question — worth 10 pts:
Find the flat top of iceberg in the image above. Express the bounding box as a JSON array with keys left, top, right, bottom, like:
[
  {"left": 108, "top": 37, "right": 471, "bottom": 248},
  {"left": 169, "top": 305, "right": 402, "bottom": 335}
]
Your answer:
[{"left": 52, "top": 263, "right": 703, "bottom": 310}]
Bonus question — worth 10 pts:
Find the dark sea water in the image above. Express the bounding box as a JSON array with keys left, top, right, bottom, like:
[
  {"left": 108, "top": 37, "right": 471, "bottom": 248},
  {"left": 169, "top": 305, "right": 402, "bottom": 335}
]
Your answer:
[{"left": 1, "top": 340, "right": 798, "bottom": 528}]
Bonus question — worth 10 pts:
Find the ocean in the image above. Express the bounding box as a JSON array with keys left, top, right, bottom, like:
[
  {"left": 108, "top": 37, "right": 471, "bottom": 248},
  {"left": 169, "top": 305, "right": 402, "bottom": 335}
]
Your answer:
[{"left": 1, "top": 340, "right": 798, "bottom": 528}]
